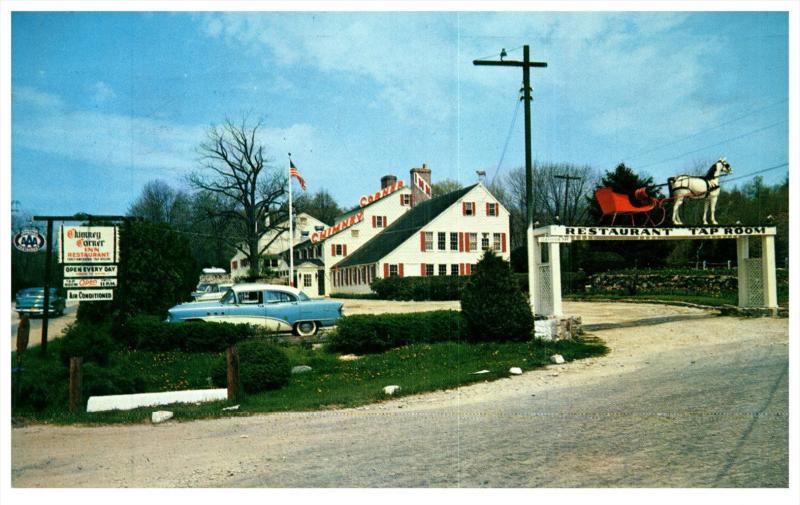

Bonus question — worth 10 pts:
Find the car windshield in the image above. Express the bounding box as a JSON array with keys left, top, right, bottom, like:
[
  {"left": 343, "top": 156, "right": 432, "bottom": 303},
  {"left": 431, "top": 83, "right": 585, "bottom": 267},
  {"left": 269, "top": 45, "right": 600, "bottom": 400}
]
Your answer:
[{"left": 220, "top": 289, "right": 236, "bottom": 305}]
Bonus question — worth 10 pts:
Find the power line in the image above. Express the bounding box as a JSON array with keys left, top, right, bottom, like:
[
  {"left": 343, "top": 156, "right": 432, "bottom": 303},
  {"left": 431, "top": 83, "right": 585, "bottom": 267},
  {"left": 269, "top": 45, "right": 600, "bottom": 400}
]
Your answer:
[
  {"left": 491, "top": 95, "right": 522, "bottom": 186},
  {"left": 638, "top": 119, "right": 788, "bottom": 170},
  {"left": 723, "top": 162, "right": 788, "bottom": 185},
  {"left": 627, "top": 97, "right": 787, "bottom": 161}
]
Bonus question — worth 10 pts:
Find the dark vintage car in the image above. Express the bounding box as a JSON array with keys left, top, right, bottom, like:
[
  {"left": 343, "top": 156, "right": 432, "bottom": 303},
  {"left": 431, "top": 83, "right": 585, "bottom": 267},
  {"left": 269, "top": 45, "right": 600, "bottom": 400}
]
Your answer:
[
  {"left": 167, "top": 283, "right": 343, "bottom": 337},
  {"left": 15, "top": 287, "right": 66, "bottom": 317}
]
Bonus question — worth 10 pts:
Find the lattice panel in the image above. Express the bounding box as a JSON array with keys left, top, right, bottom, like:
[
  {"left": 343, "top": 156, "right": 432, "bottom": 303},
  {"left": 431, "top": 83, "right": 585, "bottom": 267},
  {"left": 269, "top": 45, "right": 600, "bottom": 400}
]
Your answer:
[
  {"left": 537, "top": 264, "right": 553, "bottom": 315},
  {"left": 744, "top": 258, "right": 764, "bottom": 307}
]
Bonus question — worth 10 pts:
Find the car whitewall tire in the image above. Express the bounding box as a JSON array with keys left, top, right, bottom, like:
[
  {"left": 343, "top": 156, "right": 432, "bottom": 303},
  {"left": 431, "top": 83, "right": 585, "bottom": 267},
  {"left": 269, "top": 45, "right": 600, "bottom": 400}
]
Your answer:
[{"left": 294, "top": 321, "right": 318, "bottom": 337}]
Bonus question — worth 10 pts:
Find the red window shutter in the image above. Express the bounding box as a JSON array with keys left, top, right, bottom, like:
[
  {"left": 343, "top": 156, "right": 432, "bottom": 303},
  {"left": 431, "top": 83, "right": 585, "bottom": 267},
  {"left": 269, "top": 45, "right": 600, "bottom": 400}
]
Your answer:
[
  {"left": 399, "top": 263, "right": 404, "bottom": 277},
  {"left": 463, "top": 233, "right": 470, "bottom": 252},
  {"left": 384, "top": 216, "right": 388, "bottom": 227},
  {"left": 400, "top": 194, "right": 404, "bottom": 205},
  {"left": 420, "top": 231, "right": 426, "bottom": 251},
  {"left": 485, "top": 202, "right": 490, "bottom": 215},
  {"left": 462, "top": 202, "right": 467, "bottom": 215},
  {"left": 420, "top": 263, "right": 426, "bottom": 276},
  {"left": 372, "top": 215, "right": 376, "bottom": 227},
  {"left": 331, "top": 244, "right": 336, "bottom": 256},
  {"left": 383, "top": 263, "right": 389, "bottom": 277},
  {"left": 343, "top": 244, "right": 347, "bottom": 256},
  {"left": 501, "top": 233, "right": 507, "bottom": 252},
  {"left": 459, "top": 263, "right": 465, "bottom": 276},
  {"left": 466, "top": 263, "right": 472, "bottom": 275}
]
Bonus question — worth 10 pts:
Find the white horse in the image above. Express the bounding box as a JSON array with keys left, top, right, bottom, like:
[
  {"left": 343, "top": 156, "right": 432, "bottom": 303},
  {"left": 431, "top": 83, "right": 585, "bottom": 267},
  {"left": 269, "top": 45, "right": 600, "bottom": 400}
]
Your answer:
[{"left": 668, "top": 158, "right": 733, "bottom": 225}]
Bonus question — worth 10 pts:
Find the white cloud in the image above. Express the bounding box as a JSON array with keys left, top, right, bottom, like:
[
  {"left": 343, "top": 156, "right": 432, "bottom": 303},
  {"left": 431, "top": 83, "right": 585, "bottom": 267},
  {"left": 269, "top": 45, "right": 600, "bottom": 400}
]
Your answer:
[
  {"left": 13, "top": 87, "right": 315, "bottom": 179},
  {"left": 93, "top": 81, "right": 116, "bottom": 103},
  {"left": 12, "top": 86, "right": 64, "bottom": 109}
]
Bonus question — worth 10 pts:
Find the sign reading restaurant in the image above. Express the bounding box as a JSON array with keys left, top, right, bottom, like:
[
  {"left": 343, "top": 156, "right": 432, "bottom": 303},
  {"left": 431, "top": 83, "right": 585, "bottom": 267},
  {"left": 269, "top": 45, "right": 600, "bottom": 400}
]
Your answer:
[
  {"left": 59, "top": 226, "right": 119, "bottom": 263},
  {"left": 310, "top": 211, "right": 364, "bottom": 244},
  {"left": 537, "top": 225, "right": 776, "bottom": 242}
]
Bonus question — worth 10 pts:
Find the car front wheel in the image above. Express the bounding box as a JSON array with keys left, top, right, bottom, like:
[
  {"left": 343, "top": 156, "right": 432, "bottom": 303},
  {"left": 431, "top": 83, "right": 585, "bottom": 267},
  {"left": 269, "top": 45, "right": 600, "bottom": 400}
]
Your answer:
[{"left": 294, "top": 321, "right": 318, "bottom": 337}]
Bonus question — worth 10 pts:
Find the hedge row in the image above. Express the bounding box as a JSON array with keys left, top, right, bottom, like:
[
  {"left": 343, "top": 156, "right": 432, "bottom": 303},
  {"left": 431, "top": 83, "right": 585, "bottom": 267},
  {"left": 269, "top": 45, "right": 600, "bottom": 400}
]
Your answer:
[
  {"left": 369, "top": 276, "right": 466, "bottom": 301},
  {"left": 115, "top": 315, "right": 258, "bottom": 352},
  {"left": 328, "top": 310, "right": 465, "bottom": 354}
]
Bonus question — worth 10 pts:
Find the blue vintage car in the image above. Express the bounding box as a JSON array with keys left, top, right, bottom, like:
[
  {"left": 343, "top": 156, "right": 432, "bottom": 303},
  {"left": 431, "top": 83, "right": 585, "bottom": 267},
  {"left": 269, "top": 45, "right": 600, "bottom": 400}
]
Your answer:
[
  {"left": 15, "top": 287, "right": 66, "bottom": 317},
  {"left": 167, "top": 283, "right": 343, "bottom": 337}
]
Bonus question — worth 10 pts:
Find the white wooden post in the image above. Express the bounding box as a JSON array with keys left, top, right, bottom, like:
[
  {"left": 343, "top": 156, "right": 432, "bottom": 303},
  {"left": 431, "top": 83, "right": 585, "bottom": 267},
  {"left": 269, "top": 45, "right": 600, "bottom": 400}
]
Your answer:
[
  {"left": 761, "top": 235, "right": 778, "bottom": 311},
  {"left": 548, "top": 241, "right": 563, "bottom": 317},
  {"left": 528, "top": 225, "right": 538, "bottom": 313},
  {"left": 736, "top": 237, "right": 749, "bottom": 307}
]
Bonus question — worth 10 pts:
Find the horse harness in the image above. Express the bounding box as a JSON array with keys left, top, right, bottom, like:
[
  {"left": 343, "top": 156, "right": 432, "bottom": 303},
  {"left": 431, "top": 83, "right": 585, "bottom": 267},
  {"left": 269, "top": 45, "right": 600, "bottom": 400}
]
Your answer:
[{"left": 669, "top": 174, "right": 721, "bottom": 199}]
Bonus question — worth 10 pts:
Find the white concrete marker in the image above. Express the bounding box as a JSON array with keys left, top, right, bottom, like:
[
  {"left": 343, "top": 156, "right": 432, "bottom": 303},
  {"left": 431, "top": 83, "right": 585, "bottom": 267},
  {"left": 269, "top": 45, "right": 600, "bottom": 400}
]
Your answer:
[{"left": 87, "top": 389, "right": 227, "bottom": 413}]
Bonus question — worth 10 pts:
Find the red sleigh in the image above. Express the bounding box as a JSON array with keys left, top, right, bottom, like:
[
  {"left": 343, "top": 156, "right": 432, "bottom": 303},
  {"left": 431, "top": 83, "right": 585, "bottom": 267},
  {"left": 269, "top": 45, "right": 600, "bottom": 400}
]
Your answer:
[{"left": 594, "top": 187, "right": 666, "bottom": 226}]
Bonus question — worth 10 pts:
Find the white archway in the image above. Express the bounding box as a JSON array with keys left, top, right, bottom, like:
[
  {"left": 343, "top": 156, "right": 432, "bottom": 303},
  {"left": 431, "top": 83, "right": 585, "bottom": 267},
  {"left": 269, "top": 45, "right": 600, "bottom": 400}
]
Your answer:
[{"left": 530, "top": 225, "right": 779, "bottom": 317}]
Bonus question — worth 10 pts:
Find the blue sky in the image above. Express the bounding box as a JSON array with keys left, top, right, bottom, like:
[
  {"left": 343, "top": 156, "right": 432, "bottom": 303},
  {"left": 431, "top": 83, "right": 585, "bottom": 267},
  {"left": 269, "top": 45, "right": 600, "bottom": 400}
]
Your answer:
[{"left": 10, "top": 11, "right": 789, "bottom": 217}]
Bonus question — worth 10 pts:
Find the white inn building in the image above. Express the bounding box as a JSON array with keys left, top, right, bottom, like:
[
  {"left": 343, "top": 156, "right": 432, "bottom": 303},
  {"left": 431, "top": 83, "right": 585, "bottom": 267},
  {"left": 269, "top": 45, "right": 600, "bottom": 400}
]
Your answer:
[{"left": 230, "top": 164, "right": 511, "bottom": 297}]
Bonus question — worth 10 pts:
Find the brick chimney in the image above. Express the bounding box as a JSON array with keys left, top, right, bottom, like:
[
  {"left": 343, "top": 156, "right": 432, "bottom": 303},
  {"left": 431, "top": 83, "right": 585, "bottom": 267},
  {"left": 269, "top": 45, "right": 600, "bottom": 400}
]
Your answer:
[
  {"left": 380, "top": 174, "right": 397, "bottom": 189},
  {"left": 410, "top": 163, "right": 432, "bottom": 205}
]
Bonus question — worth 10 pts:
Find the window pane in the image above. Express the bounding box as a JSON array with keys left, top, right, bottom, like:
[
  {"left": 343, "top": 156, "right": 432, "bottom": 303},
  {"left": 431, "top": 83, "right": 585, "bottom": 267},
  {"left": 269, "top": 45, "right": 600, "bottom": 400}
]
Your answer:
[
  {"left": 437, "top": 232, "right": 446, "bottom": 250},
  {"left": 451, "top": 264, "right": 459, "bottom": 276},
  {"left": 450, "top": 232, "right": 458, "bottom": 250},
  {"left": 438, "top": 264, "right": 447, "bottom": 276}
]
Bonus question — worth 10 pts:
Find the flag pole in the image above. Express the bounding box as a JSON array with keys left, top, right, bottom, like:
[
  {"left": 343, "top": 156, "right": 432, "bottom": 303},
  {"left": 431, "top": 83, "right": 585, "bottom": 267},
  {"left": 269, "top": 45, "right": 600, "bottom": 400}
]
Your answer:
[{"left": 288, "top": 154, "right": 295, "bottom": 287}]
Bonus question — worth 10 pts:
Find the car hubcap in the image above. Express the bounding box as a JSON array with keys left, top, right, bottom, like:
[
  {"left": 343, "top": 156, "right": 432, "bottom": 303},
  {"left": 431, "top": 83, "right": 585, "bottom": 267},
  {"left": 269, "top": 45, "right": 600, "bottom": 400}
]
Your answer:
[{"left": 298, "top": 322, "right": 315, "bottom": 335}]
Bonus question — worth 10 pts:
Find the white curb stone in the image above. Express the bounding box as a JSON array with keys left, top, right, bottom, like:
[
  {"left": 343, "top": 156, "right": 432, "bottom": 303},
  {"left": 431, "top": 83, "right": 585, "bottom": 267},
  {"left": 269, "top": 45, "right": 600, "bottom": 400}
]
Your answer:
[
  {"left": 291, "top": 365, "right": 313, "bottom": 374},
  {"left": 151, "top": 411, "right": 173, "bottom": 424},
  {"left": 383, "top": 385, "right": 401, "bottom": 395},
  {"left": 509, "top": 367, "right": 523, "bottom": 375},
  {"left": 550, "top": 354, "right": 565, "bottom": 364}
]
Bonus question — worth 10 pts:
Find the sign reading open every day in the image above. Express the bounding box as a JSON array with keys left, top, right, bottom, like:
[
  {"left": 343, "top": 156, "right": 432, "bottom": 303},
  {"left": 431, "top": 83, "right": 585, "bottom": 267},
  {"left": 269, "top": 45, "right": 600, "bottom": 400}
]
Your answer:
[
  {"left": 59, "top": 226, "right": 119, "bottom": 264},
  {"left": 63, "top": 264, "right": 118, "bottom": 278},
  {"left": 64, "top": 278, "right": 118, "bottom": 288},
  {"left": 67, "top": 289, "right": 114, "bottom": 301}
]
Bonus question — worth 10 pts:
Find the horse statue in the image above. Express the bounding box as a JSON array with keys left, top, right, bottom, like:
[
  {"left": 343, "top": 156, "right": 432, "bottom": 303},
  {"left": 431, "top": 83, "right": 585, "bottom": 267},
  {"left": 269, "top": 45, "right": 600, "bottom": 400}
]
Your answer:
[{"left": 668, "top": 158, "right": 732, "bottom": 225}]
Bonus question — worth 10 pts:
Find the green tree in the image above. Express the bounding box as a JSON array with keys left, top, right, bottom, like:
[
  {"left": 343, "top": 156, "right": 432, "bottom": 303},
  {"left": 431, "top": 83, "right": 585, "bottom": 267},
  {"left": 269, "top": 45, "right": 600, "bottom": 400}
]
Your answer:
[
  {"left": 461, "top": 250, "right": 533, "bottom": 341},
  {"left": 292, "top": 189, "right": 343, "bottom": 225},
  {"left": 431, "top": 179, "right": 463, "bottom": 197}
]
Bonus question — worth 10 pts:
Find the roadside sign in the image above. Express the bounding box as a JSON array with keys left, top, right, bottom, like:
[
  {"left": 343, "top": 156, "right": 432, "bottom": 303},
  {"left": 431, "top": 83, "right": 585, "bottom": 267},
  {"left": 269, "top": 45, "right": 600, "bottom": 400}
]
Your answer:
[
  {"left": 59, "top": 226, "right": 119, "bottom": 263},
  {"left": 63, "top": 265, "right": 118, "bottom": 278},
  {"left": 13, "top": 228, "right": 46, "bottom": 252},
  {"left": 64, "top": 278, "right": 118, "bottom": 288},
  {"left": 67, "top": 289, "right": 114, "bottom": 301}
]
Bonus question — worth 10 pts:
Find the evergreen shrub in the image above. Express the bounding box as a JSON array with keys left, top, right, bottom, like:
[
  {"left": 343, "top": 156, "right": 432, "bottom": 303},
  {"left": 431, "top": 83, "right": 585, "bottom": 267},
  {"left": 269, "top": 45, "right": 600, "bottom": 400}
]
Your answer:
[
  {"left": 212, "top": 340, "right": 291, "bottom": 393},
  {"left": 58, "top": 322, "right": 117, "bottom": 366},
  {"left": 116, "top": 316, "right": 256, "bottom": 352},
  {"left": 369, "top": 276, "right": 465, "bottom": 301},
  {"left": 461, "top": 251, "right": 533, "bottom": 342},
  {"left": 328, "top": 310, "right": 464, "bottom": 354}
]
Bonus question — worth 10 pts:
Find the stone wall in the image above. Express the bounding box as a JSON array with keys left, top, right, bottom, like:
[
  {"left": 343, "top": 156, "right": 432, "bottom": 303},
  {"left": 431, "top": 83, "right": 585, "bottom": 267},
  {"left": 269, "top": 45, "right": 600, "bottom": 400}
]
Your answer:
[{"left": 589, "top": 272, "right": 738, "bottom": 295}]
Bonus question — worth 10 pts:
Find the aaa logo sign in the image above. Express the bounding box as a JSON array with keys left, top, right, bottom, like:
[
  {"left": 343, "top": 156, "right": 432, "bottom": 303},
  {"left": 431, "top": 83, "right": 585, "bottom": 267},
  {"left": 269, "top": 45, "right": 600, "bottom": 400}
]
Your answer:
[
  {"left": 59, "top": 226, "right": 119, "bottom": 264},
  {"left": 13, "top": 229, "right": 45, "bottom": 252}
]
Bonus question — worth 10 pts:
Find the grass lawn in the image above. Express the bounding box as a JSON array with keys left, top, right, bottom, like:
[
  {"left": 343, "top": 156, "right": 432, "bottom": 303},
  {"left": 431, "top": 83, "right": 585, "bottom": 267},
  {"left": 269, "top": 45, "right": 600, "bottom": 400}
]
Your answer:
[{"left": 11, "top": 336, "right": 607, "bottom": 425}]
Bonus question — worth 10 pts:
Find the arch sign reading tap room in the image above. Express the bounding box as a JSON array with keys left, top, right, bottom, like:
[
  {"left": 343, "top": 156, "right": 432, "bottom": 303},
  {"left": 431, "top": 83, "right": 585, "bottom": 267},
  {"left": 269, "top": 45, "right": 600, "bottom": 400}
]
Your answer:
[
  {"left": 60, "top": 226, "right": 119, "bottom": 302},
  {"left": 531, "top": 225, "right": 779, "bottom": 318}
]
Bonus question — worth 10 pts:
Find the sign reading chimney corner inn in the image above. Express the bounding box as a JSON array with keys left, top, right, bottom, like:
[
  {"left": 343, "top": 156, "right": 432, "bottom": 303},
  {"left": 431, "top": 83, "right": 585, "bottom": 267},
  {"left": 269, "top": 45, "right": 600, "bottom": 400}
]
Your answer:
[
  {"left": 60, "top": 225, "right": 120, "bottom": 302},
  {"left": 59, "top": 225, "right": 119, "bottom": 263},
  {"left": 535, "top": 225, "right": 777, "bottom": 242}
]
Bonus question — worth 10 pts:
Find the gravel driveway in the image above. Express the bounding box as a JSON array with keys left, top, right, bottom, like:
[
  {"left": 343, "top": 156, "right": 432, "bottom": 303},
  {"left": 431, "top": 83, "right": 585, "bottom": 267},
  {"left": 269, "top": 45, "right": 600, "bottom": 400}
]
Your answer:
[{"left": 11, "top": 301, "right": 789, "bottom": 487}]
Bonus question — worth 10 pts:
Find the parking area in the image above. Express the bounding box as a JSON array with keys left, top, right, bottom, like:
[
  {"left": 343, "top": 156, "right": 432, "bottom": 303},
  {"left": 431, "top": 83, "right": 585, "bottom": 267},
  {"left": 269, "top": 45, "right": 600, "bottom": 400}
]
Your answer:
[{"left": 10, "top": 301, "right": 79, "bottom": 351}]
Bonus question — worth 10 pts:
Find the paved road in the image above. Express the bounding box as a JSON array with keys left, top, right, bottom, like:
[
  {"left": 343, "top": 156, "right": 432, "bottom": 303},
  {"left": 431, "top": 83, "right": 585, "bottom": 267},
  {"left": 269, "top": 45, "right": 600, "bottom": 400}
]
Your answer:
[
  {"left": 11, "top": 307, "right": 788, "bottom": 487},
  {"left": 10, "top": 301, "right": 78, "bottom": 351}
]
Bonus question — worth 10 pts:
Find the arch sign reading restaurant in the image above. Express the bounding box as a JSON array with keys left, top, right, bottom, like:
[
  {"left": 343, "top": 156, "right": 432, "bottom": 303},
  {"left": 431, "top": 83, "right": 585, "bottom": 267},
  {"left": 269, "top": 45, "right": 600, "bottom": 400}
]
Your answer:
[{"left": 530, "top": 225, "right": 779, "bottom": 317}]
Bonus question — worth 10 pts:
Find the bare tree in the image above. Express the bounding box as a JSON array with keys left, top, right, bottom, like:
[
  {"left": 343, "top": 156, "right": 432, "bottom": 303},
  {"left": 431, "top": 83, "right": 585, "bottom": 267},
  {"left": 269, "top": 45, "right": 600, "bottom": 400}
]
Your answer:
[{"left": 189, "top": 119, "right": 287, "bottom": 277}]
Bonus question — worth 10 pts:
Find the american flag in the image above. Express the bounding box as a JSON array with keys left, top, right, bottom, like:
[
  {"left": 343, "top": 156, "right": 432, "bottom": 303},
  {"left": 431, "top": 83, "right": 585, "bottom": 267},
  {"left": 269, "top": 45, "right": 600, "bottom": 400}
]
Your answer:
[{"left": 289, "top": 160, "right": 307, "bottom": 191}]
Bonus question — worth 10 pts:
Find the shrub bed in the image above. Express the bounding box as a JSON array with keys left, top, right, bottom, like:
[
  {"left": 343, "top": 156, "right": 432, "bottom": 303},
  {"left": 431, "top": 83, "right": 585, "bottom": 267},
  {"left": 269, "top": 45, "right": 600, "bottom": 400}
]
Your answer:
[
  {"left": 369, "top": 276, "right": 466, "bottom": 301},
  {"left": 115, "top": 316, "right": 258, "bottom": 352},
  {"left": 211, "top": 340, "right": 291, "bottom": 393},
  {"left": 328, "top": 310, "right": 465, "bottom": 354}
]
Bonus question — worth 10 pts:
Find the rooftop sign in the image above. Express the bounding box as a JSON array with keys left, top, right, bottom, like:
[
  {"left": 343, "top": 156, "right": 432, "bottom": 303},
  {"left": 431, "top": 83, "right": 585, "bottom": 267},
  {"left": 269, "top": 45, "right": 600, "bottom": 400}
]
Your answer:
[
  {"left": 310, "top": 211, "right": 364, "bottom": 244},
  {"left": 360, "top": 180, "right": 404, "bottom": 207}
]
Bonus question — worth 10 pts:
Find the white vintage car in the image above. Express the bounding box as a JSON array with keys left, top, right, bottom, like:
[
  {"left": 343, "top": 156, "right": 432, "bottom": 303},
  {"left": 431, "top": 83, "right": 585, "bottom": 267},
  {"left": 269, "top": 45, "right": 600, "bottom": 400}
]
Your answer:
[{"left": 191, "top": 282, "right": 234, "bottom": 302}]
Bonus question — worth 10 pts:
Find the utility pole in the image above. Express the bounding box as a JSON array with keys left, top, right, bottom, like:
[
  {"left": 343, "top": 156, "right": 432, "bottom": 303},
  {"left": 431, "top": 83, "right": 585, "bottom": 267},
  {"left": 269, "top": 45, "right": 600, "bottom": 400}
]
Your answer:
[
  {"left": 554, "top": 174, "right": 582, "bottom": 225},
  {"left": 474, "top": 45, "right": 547, "bottom": 310}
]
